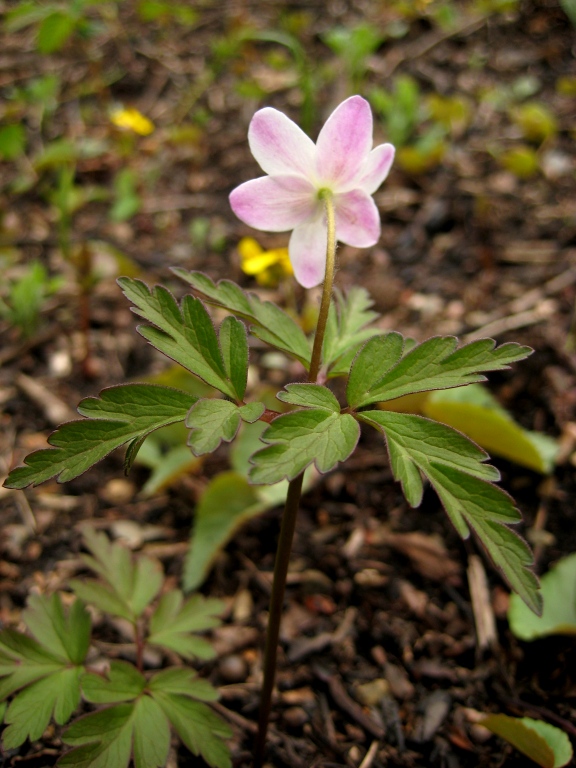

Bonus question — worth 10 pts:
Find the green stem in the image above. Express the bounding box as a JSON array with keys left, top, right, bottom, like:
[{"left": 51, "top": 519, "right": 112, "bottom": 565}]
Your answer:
[
  {"left": 309, "top": 189, "right": 337, "bottom": 383},
  {"left": 254, "top": 191, "right": 336, "bottom": 768}
]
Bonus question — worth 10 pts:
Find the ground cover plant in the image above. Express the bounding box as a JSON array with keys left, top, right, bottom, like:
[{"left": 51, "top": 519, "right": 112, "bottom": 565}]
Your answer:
[{"left": 1, "top": 2, "right": 575, "bottom": 767}]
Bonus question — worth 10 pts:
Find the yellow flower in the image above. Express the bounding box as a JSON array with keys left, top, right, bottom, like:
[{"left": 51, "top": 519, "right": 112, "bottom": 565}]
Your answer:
[
  {"left": 238, "top": 237, "right": 293, "bottom": 287},
  {"left": 110, "top": 107, "right": 155, "bottom": 136}
]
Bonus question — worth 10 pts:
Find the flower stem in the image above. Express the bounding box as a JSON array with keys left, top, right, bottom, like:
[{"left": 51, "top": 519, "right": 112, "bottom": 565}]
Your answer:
[
  {"left": 254, "top": 191, "right": 336, "bottom": 768},
  {"left": 309, "top": 189, "right": 337, "bottom": 383}
]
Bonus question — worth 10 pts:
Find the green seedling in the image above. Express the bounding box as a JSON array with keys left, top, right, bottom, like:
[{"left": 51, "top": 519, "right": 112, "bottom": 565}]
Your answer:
[
  {"left": 6, "top": 0, "right": 108, "bottom": 54},
  {"left": 322, "top": 23, "right": 385, "bottom": 92},
  {"left": 0, "top": 259, "right": 63, "bottom": 338},
  {"left": 0, "top": 527, "right": 231, "bottom": 768}
]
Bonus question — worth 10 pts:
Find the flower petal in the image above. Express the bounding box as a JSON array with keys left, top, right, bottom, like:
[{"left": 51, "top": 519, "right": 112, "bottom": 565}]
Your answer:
[
  {"left": 334, "top": 189, "right": 381, "bottom": 247},
  {"left": 229, "top": 175, "right": 316, "bottom": 232},
  {"left": 356, "top": 143, "right": 395, "bottom": 194},
  {"left": 248, "top": 108, "right": 317, "bottom": 177},
  {"left": 315, "top": 96, "right": 373, "bottom": 188},
  {"left": 289, "top": 216, "right": 327, "bottom": 288}
]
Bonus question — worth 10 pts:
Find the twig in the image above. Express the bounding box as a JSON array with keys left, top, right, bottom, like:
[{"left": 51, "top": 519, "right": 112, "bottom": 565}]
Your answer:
[
  {"left": 502, "top": 697, "right": 576, "bottom": 738},
  {"left": 358, "top": 741, "right": 380, "bottom": 768},
  {"left": 467, "top": 555, "right": 497, "bottom": 654},
  {"left": 312, "top": 666, "right": 385, "bottom": 740}
]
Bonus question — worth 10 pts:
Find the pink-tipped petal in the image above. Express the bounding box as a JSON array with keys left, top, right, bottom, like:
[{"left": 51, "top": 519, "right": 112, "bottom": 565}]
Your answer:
[
  {"left": 357, "top": 143, "right": 395, "bottom": 195},
  {"left": 248, "top": 108, "right": 317, "bottom": 178},
  {"left": 229, "top": 175, "right": 316, "bottom": 232},
  {"left": 289, "top": 217, "right": 327, "bottom": 288},
  {"left": 334, "top": 189, "right": 381, "bottom": 247},
  {"left": 315, "top": 96, "right": 373, "bottom": 188}
]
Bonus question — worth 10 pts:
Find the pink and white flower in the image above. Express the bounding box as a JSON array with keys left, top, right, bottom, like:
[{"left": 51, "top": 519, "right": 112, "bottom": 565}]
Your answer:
[{"left": 229, "top": 95, "right": 395, "bottom": 288}]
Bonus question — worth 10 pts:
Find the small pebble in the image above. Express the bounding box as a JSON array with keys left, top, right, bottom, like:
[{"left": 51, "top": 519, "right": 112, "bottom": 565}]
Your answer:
[
  {"left": 218, "top": 654, "right": 247, "bottom": 683},
  {"left": 282, "top": 706, "right": 309, "bottom": 728}
]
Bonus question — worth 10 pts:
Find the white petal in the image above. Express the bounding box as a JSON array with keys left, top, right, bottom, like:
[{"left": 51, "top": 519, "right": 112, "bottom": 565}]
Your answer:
[
  {"left": 248, "top": 107, "right": 317, "bottom": 178},
  {"left": 289, "top": 216, "right": 327, "bottom": 288},
  {"left": 229, "top": 175, "right": 316, "bottom": 232},
  {"left": 356, "top": 143, "right": 395, "bottom": 194},
  {"left": 315, "top": 96, "right": 373, "bottom": 189},
  {"left": 334, "top": 189, "right": 381, "bottom": 247}
]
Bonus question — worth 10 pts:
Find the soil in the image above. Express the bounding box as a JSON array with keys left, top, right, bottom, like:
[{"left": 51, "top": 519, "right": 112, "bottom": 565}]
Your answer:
[{"left": 1, "top": 1, "right": 576, "bottom": 767}]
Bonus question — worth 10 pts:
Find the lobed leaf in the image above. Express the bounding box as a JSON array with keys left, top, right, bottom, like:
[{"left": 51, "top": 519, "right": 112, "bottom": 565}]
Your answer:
[
  {"left": 173, "top": 269, "right": 311, "bottom": 368},
  {"left": 62, "top": 697, "right": 172, "bottom": 768},
  {"left": 0, "top": 630, "right": 63, "bottom": 700},
  {"left": 361, "top": 411, "right": 541, "bottom": 614},
  {"left": 148, "top": 591, "right": 224, "bottom": 660},
  {"left": 153, "top": 691, "right": 232, "bottom": 768},
  {"left": 359, "top": 411, "right": 499, "bottom": 507},
  {"left": 186, "top": 398, "right": 264, "bottom": 456},
  {"left": 71, "top": 527, "right": 163, "bottom": 623},
  {"left": 347, "top": 332, "right": 532, "bottom": 408},
  {"left": 249, "top": 409, "right": 360, "bottom": 485},
  {"left": 3, "top": 667, "right": 82, "bottom": 749},
  {"left": 82, "top": 661, "right": 146, "bottom": 704},
  {"left": 22, "top": 594, "right": 91, "bottom": 666},
  {"left": 4, "top": 384, "right": 196, "bottom": 488},
  {"left": 148, "top": 668, "right": 219, "bottom": 702},
  {"left": 427, "top": 463, "right": 541, "bottom": 614},
  {"left": 218, "top": 316, "right": 249, "bottom": 401},
  {"left": 276, "top": 383, "right": 341, "bottom": 411}
]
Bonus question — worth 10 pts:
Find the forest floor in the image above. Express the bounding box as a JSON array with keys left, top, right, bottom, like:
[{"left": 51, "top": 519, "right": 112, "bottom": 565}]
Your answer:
[{"left": 1, "top": 1, "right": 576, "bottom": 766}]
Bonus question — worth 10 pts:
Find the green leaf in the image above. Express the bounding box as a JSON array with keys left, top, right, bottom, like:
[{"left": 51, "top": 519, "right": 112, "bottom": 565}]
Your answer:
[
  {"left": 173, "top": 269, "right": 311, "bottom": 368},
  {"left": 347, "top": 333, "right": 532, "bottom": 409},
  {"left": 184, "top": 421, "right": 320, "bottom": 590},
  {"left": 132, "top": 696, "right": 171, "bottom": 768},
  {"left": 4, "top": 384, "right": 196, "bottom": 488},
  {"left": 23, "top": 594, "right": 91, "bottom": 665},
  {"left": 360, "top": 411, "right": 541, "bottom": 614},
  {"left": 277, "top": 383, "right": 341, "bottom": 411},
  {"left": 0, "top": 630, "right": 63, "bottom": 700},
  {"left": 249, "top": 409, "right": 360, "bottom": 485},
  {"left": 153, "top": 692, "right": 231, "bottom": 768},
  {"left": 186, "top": 398, "right": 264, "bottom": 455},
  {"left": 508, "top": 553, "right": 576, "bottom": 640},
  {"left": 480, "top": 714, "right": 573, "bottom": 768},
  {"left": 184, "top": 471, "right": 267, "bottom": 592},
  {"left": 0, "top": 124, "right": 26, "bottom": 160},
  {"left": 82, "top": 661, "right": 146, "bottom": 704},
  {"left": 62, "top": 696, "right": 171, "bottom": 768},
  {"left": 3, "top": 667, "right": 82, "bottom": 748},
  {"left": 70, "top": 527, "right": 163, "bottom": 622},
  {"left": 37, "top": 11, "right": 76, "bottom": 54},
  {"left": 61, "top": 704, "right": 134, "bottom": 768},
  {"left": 219, "top": 315, "right": 249, "bottom": 400},
  {"left": 347, "top": 333, "right": 405, "bottom": 408},
  {"left": 140, "top": 443, "right": 201, "bottom": 495},
  {"left": 322, "top": 287, "right": 381, "bottom": 376},
  {"left": 148, "top": 591, "right": 224, "bottom": 660},
  {"left": 359, "top": 411, "right": 500, "bottom": 506},
  {"left": 428, "top": 464, "right": 541, "bottom": 614},
  {"left": 423, "top": 385, "right": 558, "bottom": 474},
  {"left": 118, "top": 277, "right": 237, "bottom": 397},
  {"left": 148, "top": 668, "right": 219, "bottom": 701},
  {"left": 69, "top": 580, "right": 135, "bottom": 623}
]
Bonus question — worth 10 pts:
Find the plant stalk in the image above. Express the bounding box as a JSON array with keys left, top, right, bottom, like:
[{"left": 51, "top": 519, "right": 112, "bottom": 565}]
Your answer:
[{"left": 254, "top": 192, "right": 336, "bottom": 767}]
